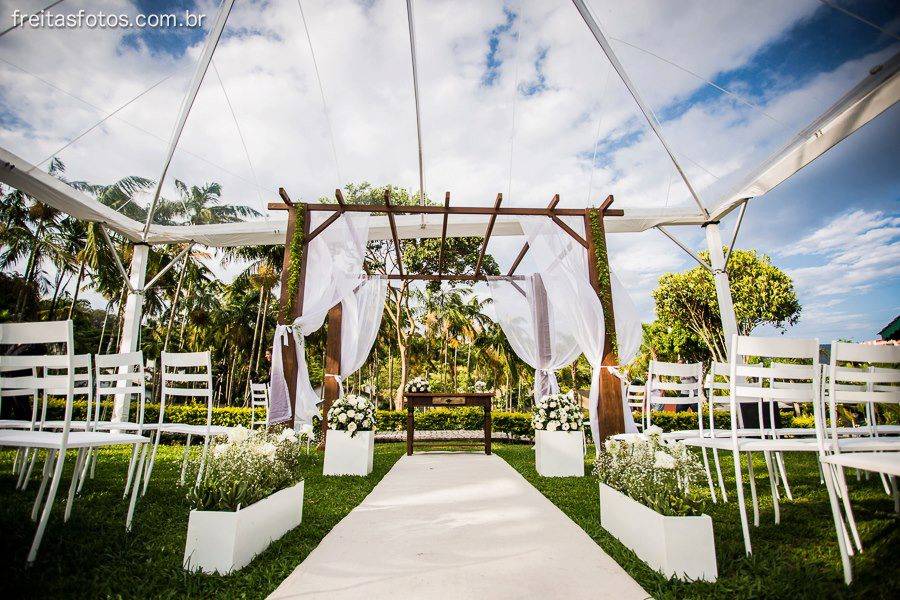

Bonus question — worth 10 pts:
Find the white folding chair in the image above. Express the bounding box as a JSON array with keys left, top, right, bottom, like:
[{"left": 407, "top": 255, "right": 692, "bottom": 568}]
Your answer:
[
  {"left": 816, "top": 342, "right": 900, "bottom": 584},
  {"left": 249, "top": 382, "right": 270, "bottom": 430},
  {"left": 0, "top": 321, "right": 150, "bottom": 564},
  {"left": 624, "top": 382, "right": 647, "bottom": 431},
  {"left": 636, "top": 361, "right": 705, "bottom": 441},
  {"left": 143, "top": 351, "right": 232, "bottom": 490}
]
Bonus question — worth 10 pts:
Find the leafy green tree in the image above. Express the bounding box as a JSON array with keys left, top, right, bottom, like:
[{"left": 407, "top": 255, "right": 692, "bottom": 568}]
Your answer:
[{"left": 652, "top": 249, "right": 801, "bottom": 364}]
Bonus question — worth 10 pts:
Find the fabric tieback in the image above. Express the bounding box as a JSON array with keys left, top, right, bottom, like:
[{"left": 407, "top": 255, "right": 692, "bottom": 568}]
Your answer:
[{"left": 324, "top": 373, "right": 345, "bottom": 398}]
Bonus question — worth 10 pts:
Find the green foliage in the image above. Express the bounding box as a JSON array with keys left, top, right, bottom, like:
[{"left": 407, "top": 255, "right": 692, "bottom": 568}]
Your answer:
[
  {"left": 648, "top": 248, "right": 801, "bottom": 365},
  {"left": 280, "top": 209, "right": 305, "bottom": 322},
  {"left": 586, "top": 208, "right": 616, "bottom": 351},
  {"left": 45, "top": 399, "right": 264, "bottom": 428}
]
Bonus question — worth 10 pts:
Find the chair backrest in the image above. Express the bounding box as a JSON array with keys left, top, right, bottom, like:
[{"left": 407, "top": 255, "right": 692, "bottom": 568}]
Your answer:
[
  {"left": 95, "top": 351, "right": 147, "bottom": 427},
  {"left": 646, "top": 360, "right": 704, "bottom": 429},
  {"left": 729, "top": 335, "right": 819, "bottom": 435},
  {"left": 160, "top": 351, "right": 213, "bottom": 427},
  {"left": 249, "top": 382, "right": 269, "bottom": 428},
  {"left": 44, "top": 354, "right": 93, "bottom": 424},
  {"left": 827, "top": 342, "right": 900, "bottom": 439},
  {"left": 0, "top": 321, "right": 76, "bottom": 434}
]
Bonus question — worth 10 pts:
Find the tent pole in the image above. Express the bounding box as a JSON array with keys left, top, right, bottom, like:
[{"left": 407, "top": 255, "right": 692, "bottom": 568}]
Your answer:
[
  {"left": 113, "top": 243, "right": 149, "bottom": 421},
  {"left": 704, "top": 222, "right": 738, "bottom": 361}
]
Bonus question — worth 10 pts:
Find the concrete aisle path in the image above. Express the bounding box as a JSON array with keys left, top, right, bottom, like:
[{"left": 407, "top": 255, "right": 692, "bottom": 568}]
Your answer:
[{"left": 269, "top": 452, "right": 648, "bottom": 600}]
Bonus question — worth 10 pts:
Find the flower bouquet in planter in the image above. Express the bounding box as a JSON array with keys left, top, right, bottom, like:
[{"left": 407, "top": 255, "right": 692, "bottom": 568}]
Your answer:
[
  {"left": 405, "top": 376, "right": 430, "bottom": 393},
  {"left": 533, "top": 392, "right": 585, "bottom": 477},
  {"left": 594, "top": 427, "right": 717, "bottom": 581},
  {"left": 323, "top": 394, "right": 376, "bottom": 476},
  {"left": 472, "top": 380, "right": 489, "bottom": 393},
  {"left": 183, "top": 427, "right": 306, "bottom": 575}
]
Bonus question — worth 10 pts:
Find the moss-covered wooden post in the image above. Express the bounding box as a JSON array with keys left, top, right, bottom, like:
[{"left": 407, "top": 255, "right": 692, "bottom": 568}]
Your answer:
[
  {"left": 277, "top": 202, "right": 309, "bottom": 431},
  {"left": 584, "top": 197, "right": 625, "bottom": 441}
]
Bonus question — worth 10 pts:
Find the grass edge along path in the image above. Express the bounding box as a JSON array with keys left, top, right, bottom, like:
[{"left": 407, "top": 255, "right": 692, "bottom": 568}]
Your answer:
[{"left": 495, "top": 443, "right": 899, "bottom": 600}]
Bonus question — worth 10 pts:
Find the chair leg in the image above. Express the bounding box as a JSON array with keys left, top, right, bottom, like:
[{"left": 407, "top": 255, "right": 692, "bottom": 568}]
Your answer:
[
  {"left": 13, "top": 448, "right": 23, "bottom": 473},
  {"left": 834, "top": 464, "right": 863, "bottom": 552},
  {"left": 64, "top": 448, "right": 87, "bottom": 522},
  {"left": 142, "top": 430, "right": 162, "bottom": 496},
  {"left": 712, "top": 448, "right": 728, "bottom": 502},
  {"left": 126, "top": 444, "right": 149, "bottom": 532},
  {"left": 123, "top": 444, "right": 140, "bottom": 498},
  {"left": 27, "top": 447, "right": 67, "bottom": 565},
  {"left": 30, "top": 450, "right": 55, "bottom": 522},
  {"left": 822, "top": 460, "right": 853, "bottom": 585},
  {"left": 76, "top": 447, "right": 93, "bottom": 493},
  {"left": 179, "top": 434, "right": 193, "bottom": 486},
  {"left": 746, "top": 452, "right": 760, "bottom": 527},
  {"left": 763, "top": 451, "right": 780, "bottom": 524},
  {"left": 195, "top": 434, "right": 211, "bottom": 486},
  {"left": 879, "top": 471, "right": 891, "bottom": 495},
  {"left": 700, "top": 447, "right": 717, "bottom": 503},
  {"left": 21, "top": 449, "right": 41, "bottom": 490},
  {"left": 16, "top": 448, "right": 32, "bottom": 489},
  {"left": 732, "top": 447, "right": 752, "bottom": 554},
  {"left": 774, "top": 451, "right": 793, "bottom": 501}
]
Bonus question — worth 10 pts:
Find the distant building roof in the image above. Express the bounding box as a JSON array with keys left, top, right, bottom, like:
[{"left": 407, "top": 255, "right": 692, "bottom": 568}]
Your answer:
[{"left": 879, "top": 315, "right": 900, "bottom": 341}]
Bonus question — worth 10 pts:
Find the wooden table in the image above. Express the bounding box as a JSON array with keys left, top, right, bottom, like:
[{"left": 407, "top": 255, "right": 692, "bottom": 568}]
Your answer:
[{"left": 404, "top": 392, "right": 493, "bottom": 456}]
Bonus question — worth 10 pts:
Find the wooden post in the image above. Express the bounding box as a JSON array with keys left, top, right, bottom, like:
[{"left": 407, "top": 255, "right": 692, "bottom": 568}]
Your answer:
[
  {"left": 319, "top": 303, "right": 342, "bottom": 448},
  {"left": 584, "top": 199, "right": 625, "bottom": 441}
]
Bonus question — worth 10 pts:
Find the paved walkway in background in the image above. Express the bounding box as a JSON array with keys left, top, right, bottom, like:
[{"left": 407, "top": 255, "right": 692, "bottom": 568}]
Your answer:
[{"left": 269, "top": 452, "right": 648, "bottom": 600}]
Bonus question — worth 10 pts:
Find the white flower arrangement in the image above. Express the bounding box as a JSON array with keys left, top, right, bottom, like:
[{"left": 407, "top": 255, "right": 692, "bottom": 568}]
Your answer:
[
  {"left": 532, "top": 391, "right": 583, "bottom": 432},
  {"left": 327, "top": 394, "right": 376, "bottom": 437},
  {"left": 405, "top": 376, "right": 430, "bottom": 393},
  {"left": 472, "top": 380, "right": 489, "bottom": 393},
  {"left": 593, "top": 427, "right": 707, "bottom": 517},
  {"left": 188, "top": 426, "right": 306, "bottom": 511}
]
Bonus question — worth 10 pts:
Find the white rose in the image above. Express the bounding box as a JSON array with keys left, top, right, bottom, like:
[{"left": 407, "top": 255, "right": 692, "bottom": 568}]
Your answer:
[
  {"left": 547, "top": 420, "right": 559, "bottom": 431},
  {"left": 213, "top": 443, "right": 229, "bottom": 457},
  {"left": 549, "top": 401, "right": 557, "bottom": 408},
  {"left": 535, "top": 421, "right": 544, "bottom": 430},
  {"left": 347, "top": 421, "right": 358, "bottom": 433},
  {"left": 654, "top": 451, "right": 676, "bottom": 470},
  {"left": 278, "top": 428, "right": 297, "bottom": 442},
  {"left": 347, "top": 409, "right": 356, "bottom": 418},
  {"left": 227, "top": 426, "right": 249, "bottom": 444},
  {"left": 338, "top": 413, "right": 348, "bottom": 424},
  {"left": 562, "top": 422, "right": 570, "bottom": 431},
  {"left": 356, "top": 399, "right": 367, "bottom": 409}
]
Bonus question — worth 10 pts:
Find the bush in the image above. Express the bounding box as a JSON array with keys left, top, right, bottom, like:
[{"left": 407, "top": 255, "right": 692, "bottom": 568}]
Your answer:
[{"left": 45, "top": 399, "right": 265, "bottom": 428}]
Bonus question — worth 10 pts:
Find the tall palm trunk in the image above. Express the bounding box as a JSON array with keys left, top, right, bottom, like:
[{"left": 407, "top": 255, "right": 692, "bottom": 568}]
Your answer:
[
  {"left": 47, "top": 268, "right": 67, "bottom": 320},
  {"left": 16, "top": 221, "right": 45, "bottom": 317},
  {"left": 163, "top": 256, "right": 189, "bottom": 351},
  {"left": 177, "top": 279, "right": 194, "bottom": 349},
  {"left": 67, "top": 259, "right": 87, "bottom": 319},
  {"left": 254, "top": 289, "right": 271, "bottom": 374}
]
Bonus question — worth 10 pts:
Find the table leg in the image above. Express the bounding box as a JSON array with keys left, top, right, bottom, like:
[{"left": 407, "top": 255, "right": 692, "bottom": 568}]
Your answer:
[
  {"left": 406, "top": 403, "right": 414, "bottom": 456},
  {"left": 484, "top": 404, "right": 492, "bottom": 455}
]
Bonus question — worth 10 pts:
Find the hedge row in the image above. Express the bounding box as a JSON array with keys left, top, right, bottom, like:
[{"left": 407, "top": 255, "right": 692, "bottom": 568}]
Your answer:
[{"left": 43, "top": 401, "right": 814, "bottom": 439}]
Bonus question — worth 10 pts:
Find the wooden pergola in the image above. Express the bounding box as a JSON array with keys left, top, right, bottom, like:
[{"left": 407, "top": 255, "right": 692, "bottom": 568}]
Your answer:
[{"left": 269, "top": 190, "right": 628, "bottom": 445}]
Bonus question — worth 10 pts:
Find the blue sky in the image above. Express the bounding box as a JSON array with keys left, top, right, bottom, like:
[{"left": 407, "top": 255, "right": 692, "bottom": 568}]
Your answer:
[{"left": 0, "top": 0, "right": 897, "bottom": 343}]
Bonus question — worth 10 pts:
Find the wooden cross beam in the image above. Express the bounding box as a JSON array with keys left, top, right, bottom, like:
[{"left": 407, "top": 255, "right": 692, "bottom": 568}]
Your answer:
[
  {"left": 507, "top": 194, "right": 560, "bottom": 276},
  {"left": 474, "top": 193, "right": 502, "bottom": 276},
  {"left": 384, "top": 188, "right": 404, "bottom": 277},
  {"left": 437, "top": 192, "right": 450, "bottom": 276}
]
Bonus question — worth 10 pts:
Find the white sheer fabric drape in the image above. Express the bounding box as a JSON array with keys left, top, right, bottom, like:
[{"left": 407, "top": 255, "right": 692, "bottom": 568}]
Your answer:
[
  {"left": 611, "top": 269, "right": 641, "bottom": 433},
  {"left": 488, "top": 275, "right": 581, "bottom": 403},
  {"left": 340, "top": 276, "right": 388, "bottom": 384},
  {"left": 267, "top": 211, "right": 372, "bottom": 429},
  {"left": 519, "top": 216, "right": 605, "bottom": 445}
]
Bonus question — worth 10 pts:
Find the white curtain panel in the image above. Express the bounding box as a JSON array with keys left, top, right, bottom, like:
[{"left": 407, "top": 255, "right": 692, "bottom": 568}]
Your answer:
[
  {"left": 339, "top": 275, "right": 388, "bottom": 384},
  {"left": 487, "top": 275, "right": 580, "bottom": 404},
  {"left": 268, "top": 211, "right": 372, "bottom": 429},
  {"left": 520, "top": 216, "right": 606, "bottom": 446},
  {"left": 610, "top": 268, "right": 642, "bottom": 433}
]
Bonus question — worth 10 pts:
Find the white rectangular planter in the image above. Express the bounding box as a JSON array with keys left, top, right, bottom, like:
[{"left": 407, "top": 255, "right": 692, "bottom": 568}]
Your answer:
[
  {"left": 183, "top": 480, "right": 304, "bottom": 575},
  {"left": 599, "top": 483, "right": 717, "bottom": 582},
  {"left": 535, "top": 430, "right": 585, "bottom": 477},
  {"left": 323, "top": 429, "right": 374, "bottom": 476}
]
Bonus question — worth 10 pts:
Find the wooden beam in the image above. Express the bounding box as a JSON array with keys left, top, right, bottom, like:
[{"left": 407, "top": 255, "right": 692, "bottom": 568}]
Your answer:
[
  {"left": 320, "top": 303, "right": 342, "bottom": 448},
  {"left": 599, "top": 194, "right": 614, "bottom": 213},
  {"left": 334, "top": 188, "right": 347, "bottom": 212},
  {"left": 583, "top": 210, "right": 624, "bottom": 441},
  {"left": 437, "top": 192, "right": 450, "bottom": 275},
  {"left": 305, "top": 203, "right": 623, "bottom": 217},
  {"left": 305, "top": 211, "right": 341, "bottom": 243},
  {"left": 474, "top": 193, "right": 502, "bottom": 276},
  {"left": 279, "top": 187, "right": 294, "bottom": 207},
  {"left": 384, "top": 188, "right": 404, "bottom": 277},
  {"left": 386, "top": 273, "right": 525, "bottom": 282},
  {"left": 551, "top": 214, "right": 588, "bottom": 248},
  {"left": 507, "top": 194, "right": 561, "bottom": 276}
]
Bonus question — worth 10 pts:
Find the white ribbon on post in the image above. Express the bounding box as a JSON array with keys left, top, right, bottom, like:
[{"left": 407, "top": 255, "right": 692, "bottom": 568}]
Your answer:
[{"left": 268, "top": 325, "right": 293, "bottom": 424}]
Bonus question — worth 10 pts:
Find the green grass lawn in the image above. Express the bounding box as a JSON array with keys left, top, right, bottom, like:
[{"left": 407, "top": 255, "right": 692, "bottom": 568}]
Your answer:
[
  {"left": 2, "top": 443, "right": 898, "bottom": 599},
  {"left": 0, "top": 443, "right": 406, "bottom": 599},
  {"left": 496, "top": 444, "right": 900, "bottom": 599}
]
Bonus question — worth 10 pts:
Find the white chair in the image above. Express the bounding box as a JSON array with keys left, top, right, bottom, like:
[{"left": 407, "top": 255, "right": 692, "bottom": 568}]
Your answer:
[
  {"left": 817, "top": 342, "right": 899, "bottom": 584},
  {"left": 250, "top": 382, "right": 270, "bottom": 430},
  {"left": 143, "top": 351, "right": 232, "bottom": 490},
  {"left": 92, "top": 352, "right": 162, "bottom": 496},
  {"left": 0, "top": 321, "right": 150, "bottom": 564},
  {"left": 624, "top": 382, "right": 647, "bottom": 431},
  {"left": 641, "top": 361, "right": 705, "bottom": 441}
]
